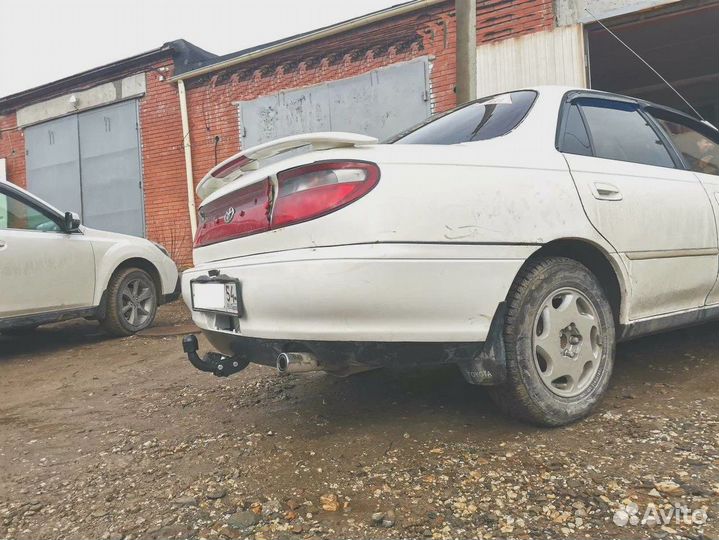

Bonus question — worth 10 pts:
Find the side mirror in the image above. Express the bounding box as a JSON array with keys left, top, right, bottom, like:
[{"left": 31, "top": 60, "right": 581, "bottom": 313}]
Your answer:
[{"left": 64, "top": 211, "right": 81, "bottom": 232}]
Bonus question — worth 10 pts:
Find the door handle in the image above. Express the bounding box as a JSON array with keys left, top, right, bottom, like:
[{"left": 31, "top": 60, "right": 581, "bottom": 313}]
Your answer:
[
  {"left": 0, "top": 240, "right": 6, "bottom": 250},
  {"left": 592, "top": 182, "right": 623, "bottom": 201}
]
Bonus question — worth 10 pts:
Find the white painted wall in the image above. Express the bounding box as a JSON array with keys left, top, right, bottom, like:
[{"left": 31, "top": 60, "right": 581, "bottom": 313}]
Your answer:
[
  {"left": 476, "top": 25, "right": 587, "bottom": 97},
  {"left": 555, "top": 0, "right": 679, "bottom": 26},
  {"left": 16, "top": 73, "right": 146, "bottom": 128}
]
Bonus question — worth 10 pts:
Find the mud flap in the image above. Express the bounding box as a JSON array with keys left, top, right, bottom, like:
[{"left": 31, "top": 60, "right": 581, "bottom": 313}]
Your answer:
[{"left": 458, "top": 302, "right": 507, "bottom": 386}]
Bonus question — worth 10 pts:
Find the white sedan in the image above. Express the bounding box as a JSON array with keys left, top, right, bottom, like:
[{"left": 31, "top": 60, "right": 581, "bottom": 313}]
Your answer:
[
  {"left": 181, "top": 86, "right": 719, "bottom": 426},
  {"left": 0, "top": 182, "right": 179, "bottom": 336}
]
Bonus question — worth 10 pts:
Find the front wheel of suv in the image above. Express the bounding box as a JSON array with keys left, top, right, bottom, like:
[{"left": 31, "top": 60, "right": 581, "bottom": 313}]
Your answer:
[
  {"left": 100, "top": 268, "right": 158, "bottom": 337},
  {"left": 488, "top": 256, "right": 615, "bottom": 426}
]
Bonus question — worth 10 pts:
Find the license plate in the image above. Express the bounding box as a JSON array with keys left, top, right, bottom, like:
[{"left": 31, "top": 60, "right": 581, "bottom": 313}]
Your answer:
[{"left": 191, "top": 280, "right": 240, "bottom": 315}]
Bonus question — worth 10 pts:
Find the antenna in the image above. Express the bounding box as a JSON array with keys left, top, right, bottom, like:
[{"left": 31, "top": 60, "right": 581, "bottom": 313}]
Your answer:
[{"left": 584, "top": 7, "right": 706, "bottom": 122}]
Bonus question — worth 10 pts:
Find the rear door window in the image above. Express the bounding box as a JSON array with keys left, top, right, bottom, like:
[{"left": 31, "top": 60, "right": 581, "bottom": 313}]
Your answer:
[
  {"left": 560, "top": 104, "right": 592, "bottom": 156},
  {"left": 0, "top": 191, "right": 6, "bottom": 229},
  {"left": 576, "top": 98, "right": 675, "bottom": 168},
  {"left": 649, "top": 110, "right": 719, "bottom": 176},
  {"left": 390, "top": 90, "right": 537, "bottom": 145}
]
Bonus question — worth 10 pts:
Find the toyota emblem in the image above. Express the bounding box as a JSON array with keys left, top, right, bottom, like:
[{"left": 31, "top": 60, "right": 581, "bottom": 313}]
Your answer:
[{"left": 224, "top": 207, "right": 236, "bottom": 223}]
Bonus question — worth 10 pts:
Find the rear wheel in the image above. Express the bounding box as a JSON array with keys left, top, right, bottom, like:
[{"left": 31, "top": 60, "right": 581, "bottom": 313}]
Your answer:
[
  {"left": 489, "top": 257, "right": 615, "bottom": 426},
  {"left": 100, "top": 268, "right": 157, "bottom": 337}
]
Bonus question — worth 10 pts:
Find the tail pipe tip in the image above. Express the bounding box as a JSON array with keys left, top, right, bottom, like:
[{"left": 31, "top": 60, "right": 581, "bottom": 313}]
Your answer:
[{"left": 276, "top": 351, "right": 321, "bottom": 374}]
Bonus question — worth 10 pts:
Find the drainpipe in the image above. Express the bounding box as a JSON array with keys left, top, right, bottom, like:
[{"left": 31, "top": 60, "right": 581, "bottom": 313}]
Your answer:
[
  {"left": 177, "top": 79, "right": 197, "bottom": 236},
  {"left": 455, "top": 0, "right": 477, "bottom": 105}
]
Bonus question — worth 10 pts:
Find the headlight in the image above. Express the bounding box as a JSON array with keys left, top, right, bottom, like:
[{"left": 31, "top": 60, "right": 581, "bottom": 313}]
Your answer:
[{"left": 152, "top": 242, "right": 170, "bottom": 257}]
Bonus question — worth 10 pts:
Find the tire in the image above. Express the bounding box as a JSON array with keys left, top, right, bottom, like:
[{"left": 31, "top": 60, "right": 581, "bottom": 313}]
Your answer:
[
  {"left": 100, "top": 268, "right": 158, "bottom": 337},
  {"left": 488, "top": 256, "right": 615, "bottom": 427}
]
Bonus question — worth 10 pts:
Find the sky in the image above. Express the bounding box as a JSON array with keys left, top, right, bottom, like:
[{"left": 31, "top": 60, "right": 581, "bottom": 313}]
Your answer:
[{"left": 0, "top": 0, "right": 402, "bottom": 97}]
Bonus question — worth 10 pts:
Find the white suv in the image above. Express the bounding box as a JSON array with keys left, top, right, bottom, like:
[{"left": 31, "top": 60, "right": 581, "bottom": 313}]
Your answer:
[
  {"left": 180, "top": 86, "right": 719, "bottom": 426},
  {"left": 0, "top": 181, "right": 179, "bottom": 336}
]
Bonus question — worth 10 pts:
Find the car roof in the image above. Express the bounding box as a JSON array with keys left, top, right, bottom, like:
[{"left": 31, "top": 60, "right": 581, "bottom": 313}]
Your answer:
[{"left": 529, "top": 85, "right": 713, "bottom": 130}]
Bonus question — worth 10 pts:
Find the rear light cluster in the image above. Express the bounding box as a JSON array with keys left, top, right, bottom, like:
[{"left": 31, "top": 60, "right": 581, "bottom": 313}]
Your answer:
[
  {"left": 194, "top": 160, "right": 380, "bottom": 247},
  {"left": 194, "top": 178, "right": 272, "bottom": 247}
]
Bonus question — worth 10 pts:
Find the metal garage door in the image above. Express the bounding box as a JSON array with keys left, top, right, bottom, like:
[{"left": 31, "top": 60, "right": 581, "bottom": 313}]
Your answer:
[
  {"left": 25, "top": 100, "right": 144, "bottom": 237},
  {"left": 79, "top": 101, "right": 144, "bottom": 236},
  {"left": 239, "top": 57, "right": 431, "bottom": 148},
  {"left": 25, "top": 115, "right": 82, "bottom": 215}
]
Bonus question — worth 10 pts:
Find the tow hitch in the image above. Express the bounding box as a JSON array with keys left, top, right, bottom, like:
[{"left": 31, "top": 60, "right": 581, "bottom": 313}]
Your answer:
[{"left": 182, "top": 334, "right": 250, "bottom": 377}]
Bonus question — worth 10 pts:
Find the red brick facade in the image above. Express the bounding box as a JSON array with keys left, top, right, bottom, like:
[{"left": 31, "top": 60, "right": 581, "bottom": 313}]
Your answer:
[
  {"left": 138, "top": 61, "right": 193, "bottom": 266},
  {"left": 0, "top": 112, "right": 26, "bottom": 188},
  {"left": 0, "top": 0, "right": 554, "bottom": 267}
]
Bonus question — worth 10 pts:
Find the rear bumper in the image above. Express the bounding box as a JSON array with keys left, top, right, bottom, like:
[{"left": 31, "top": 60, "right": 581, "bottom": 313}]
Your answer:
[
  {"left": 198, "top": 329, "right": 487, "bottom": 372},
  {"left": 181, "top": 243, "right": 534, "bottom": 350}
]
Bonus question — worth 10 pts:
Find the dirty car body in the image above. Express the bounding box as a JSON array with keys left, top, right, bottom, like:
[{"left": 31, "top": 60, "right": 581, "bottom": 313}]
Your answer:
[{"left": 182, "top": 86, "right": 719, "bottom": 425}]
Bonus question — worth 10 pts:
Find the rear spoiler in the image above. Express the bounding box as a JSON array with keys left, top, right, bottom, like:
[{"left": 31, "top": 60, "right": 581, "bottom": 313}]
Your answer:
[{"left": 196, "top": 132, "right": 378, "bottom": 200}]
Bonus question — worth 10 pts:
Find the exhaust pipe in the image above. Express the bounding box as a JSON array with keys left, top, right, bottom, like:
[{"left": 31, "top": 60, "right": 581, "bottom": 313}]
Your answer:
[{"left": 277, "top": 352, "right": 321, "bottom": 374}]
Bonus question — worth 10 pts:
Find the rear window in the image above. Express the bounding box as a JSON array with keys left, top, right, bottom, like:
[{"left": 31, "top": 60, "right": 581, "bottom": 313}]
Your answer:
[
  {"left": 649, "top": 110, "right": 719, "bottom": 176},
  {"left": 390, "top": 90, "right": 537, "bottom": 145}
]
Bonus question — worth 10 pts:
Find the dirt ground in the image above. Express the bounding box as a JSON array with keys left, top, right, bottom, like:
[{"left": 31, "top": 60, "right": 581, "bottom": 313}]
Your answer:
[{"left": 0, "top": 302, "right": 717, "bottom": 540}]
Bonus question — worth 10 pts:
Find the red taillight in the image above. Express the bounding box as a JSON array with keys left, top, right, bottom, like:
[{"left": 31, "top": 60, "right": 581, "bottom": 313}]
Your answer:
[
  {"left": 193, "top": 161, "right": 380, "bottom": 247},
  {"left": 272, "top": 161, "right": 380, "bottom": 229},
  {"left": 194, "top": 178, "right": 271, "bottom": 247}
]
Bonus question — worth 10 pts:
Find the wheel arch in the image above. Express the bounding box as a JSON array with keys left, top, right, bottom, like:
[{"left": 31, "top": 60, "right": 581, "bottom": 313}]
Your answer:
[
  {"left": 96, "top": 257, "right": 163, "bottom": 319},
  {"left": 520, "top": 238, "right": 627, "bottom": 326}
]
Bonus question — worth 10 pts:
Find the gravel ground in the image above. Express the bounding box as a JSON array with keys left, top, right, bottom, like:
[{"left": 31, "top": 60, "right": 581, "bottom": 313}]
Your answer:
[{"left": 0, "top": 302, "right": 717, "bottom": 540}]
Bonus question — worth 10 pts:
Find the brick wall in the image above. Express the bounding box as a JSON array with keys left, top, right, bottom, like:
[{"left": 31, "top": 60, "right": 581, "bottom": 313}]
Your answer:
[
  {"left": 138, "top": 61, "right": 194, "bottom": 267},
  {"left": 477, "top": 0, "right": 554, "bottom": 42},
  {"left": 0, "top": 112, "right": 26, "bottom": 187}
]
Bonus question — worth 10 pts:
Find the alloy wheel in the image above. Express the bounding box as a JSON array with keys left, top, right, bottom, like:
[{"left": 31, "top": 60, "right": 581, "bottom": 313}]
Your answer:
[{"left": 120, "top": 278, "right": 155, "bottom": 328}]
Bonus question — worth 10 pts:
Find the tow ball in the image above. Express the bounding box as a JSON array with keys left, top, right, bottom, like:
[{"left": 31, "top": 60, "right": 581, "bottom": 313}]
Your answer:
[{"left": 182, "top": 334, "right": 250, "bottom": 377}]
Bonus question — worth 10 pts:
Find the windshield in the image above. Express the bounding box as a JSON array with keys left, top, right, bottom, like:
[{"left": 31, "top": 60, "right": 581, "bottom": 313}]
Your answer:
[{"left": 390, "top": 90, "right": 537, "bottom": 145}]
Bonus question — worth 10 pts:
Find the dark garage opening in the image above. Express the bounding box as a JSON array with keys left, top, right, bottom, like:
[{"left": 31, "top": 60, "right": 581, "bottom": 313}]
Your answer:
[{"left": 587, "top": 1, "right": 719, "bottom": 126}]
